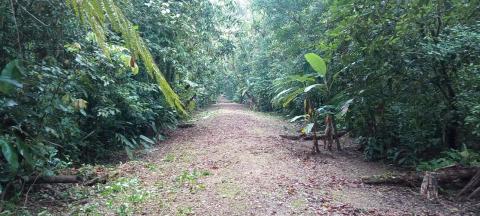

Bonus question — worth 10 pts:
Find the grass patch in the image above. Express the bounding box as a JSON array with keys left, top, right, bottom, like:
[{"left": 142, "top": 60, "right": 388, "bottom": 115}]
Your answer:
[
  {"left": 177, "top": 206, "right": 194, "bottom": 216},
  {"left": 175, "top": 170, "right": 211, "bottom": 193},
  {"left": 163, "top": 153, "right": 176, "bottom": 162},
  {"left": 68, "top": 177, "right": 153, "bottom": 215},
  {"left": 144, "top": 162, "right": 158, "bottom": 171},
  {"left": 218, "top": 180, "right": 242, "bottom": 199}
]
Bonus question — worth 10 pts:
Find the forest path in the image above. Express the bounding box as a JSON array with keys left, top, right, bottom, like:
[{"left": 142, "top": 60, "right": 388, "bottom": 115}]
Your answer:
[{"left": 62, "top": 100, "right": 474, "bottom": 215}]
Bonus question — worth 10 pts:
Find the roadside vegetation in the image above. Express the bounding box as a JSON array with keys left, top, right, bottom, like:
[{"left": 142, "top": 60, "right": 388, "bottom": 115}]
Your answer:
[{"left": 1, "top": 0, "right": 479, "bottom": 214}]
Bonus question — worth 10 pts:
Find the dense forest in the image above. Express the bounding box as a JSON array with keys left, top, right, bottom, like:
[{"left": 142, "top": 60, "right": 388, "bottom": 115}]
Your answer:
[
  {"left": 1, "top": 0, "right": 236, "bottom": 186},
  {"left": 230, "top": 0, "right": 480, "bottom": 164},
  {"left": 1, "top": 0, "right": 480, "bottom": 215}
]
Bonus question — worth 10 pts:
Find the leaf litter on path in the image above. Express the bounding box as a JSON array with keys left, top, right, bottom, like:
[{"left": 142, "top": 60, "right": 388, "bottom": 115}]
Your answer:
[{"left": 25, "top": 101, "right": 480, "bottom": 215}]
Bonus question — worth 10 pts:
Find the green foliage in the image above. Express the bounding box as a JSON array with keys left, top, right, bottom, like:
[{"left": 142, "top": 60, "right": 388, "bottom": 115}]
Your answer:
[
  {"left": 304, "top": 53, "right": 326, "bottom": 77},
  {"left": 417, "top": 147, "right": 480, "bottom": 171},
  {"left": 177, "top": 206, "right": 194, "bottom": 216},
  {"left": 0, "top": 0, "right": 238, "bottom": 199},
  {"left": 0, "top": 60, "right": 23, "bottom": 94},
  {"left": 0, "top": 136, "right": 19, "bottom": 174},
  {"left": 175, "top": 169, "right": 211, "bottom": 193},
  {"left": 66, "top": 0, "right": 185, "bottom": 114},
  {"left": 231, "top": 0, "right": 480, "bottom": 166},
  {"left": 163, "top": 153, "right": 176, "bottom": 163}
]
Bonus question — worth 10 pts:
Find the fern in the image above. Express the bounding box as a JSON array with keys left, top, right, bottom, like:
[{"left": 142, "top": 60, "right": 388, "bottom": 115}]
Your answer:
[{"left": 66, "top": 0, "right": 186, "bottom": 115}]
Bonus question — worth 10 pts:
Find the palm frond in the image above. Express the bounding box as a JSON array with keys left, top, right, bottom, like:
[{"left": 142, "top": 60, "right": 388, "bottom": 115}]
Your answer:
[{"left": 66, "top": 0, "right": 186, "bottom": 115}]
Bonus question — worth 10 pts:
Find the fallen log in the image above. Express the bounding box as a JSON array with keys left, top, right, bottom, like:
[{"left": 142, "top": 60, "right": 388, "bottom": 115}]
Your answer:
[
  {"left": 420, "top": 172, "right": 439, "bottom": 200},
  {"left": 457, "top": 169, "right": 480, "bottom": 199},
  {"left": 23, "top": 175, "right": 82, "bottom": 184},
  {"left": 83, "top": 171, "right": 119, "bottom": 186},
  {"left": 279, "top": 134, "right": 302, "bottom": 140},
  {"left": 22, "top": 171, "right": 119, "bottom": 186},
  {"left": 280, "top": 131, "right": 348, "bottom": 141},
  {"left": 362, "top": 166, "right": 479, "bottom": 187},
  {"left": 178, "top": 123, "right": 195, "bottom": 128},
  {"left": 83, "top": 175, "right": 108, "bottom": 186},
  {"left": 468, "top": 186, "right": 480, "bottom": 199}
]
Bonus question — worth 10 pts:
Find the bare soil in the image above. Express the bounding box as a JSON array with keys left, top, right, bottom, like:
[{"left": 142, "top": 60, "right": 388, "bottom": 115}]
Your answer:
[{"left": 22, "top": 100, "right": 480, "bottom": 215}]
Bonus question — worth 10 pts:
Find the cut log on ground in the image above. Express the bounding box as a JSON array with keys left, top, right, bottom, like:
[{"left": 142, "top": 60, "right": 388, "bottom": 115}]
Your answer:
[
  {"left": 279, "top": 134, "right": 302, "bottom": 140},
  {"left": 84, "top": 171, "right": 119, "bottom": 186},
  {"left": 83, "top": 175, "right": 108, "bottom": 186},
  {"left": 420, "top": 172, "right": 438, "bottom": 200},
  {"left": 280, "top": 131, "right": 348, "bottom": 141},
  {"left": 22, "top": 172, "right": 119, "bottom": 186},
  {"left": 23, "top": 175, "right": 82, "bottom": 184},
  {"left": 362, "top": 165, "right": 479, "bottom": 187}
]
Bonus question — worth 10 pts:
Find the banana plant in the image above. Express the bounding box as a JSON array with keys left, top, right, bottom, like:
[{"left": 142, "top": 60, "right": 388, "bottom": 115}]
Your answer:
[
  {"left": 304, "top": 53, "right": 354, "bottom": 151},
  {"left": 272, "top": 54, "right": 327, "bottom": 153},
  {"left": 273, "top": 53, "right": 353, "bottom": 153}
]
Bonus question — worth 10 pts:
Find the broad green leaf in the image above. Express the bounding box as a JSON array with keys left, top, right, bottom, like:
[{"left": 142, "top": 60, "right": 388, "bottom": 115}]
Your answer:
[
  {"left": 125, "top": 146, "right": 134, "bottom": 160},
  {"left": 0, "top": 138, "right": 19, "bottom": 172},
  {"left": 0, "top": 78, "right": 22, "bottom": 88},
  {"left": 273, "top": 74, "right": 315, "bottom": 87},
  {"left": 0, "top": 60, "right": 23, "bottom": 94},
  {"left": 1, "top": 60, "right": 22, "bottom": 80},
  {"left": 316, "top": 105, "right": 336, "bottom": 115},
  {"left": 272, "top": 88, "right": 292, "bottom": 102},
  {"left": 79, "top": 109, "right": 87, "bottom": 116},
  {"left": 340, "top": 99, "right": 354, "bottom": 116},
  {"left": 291, "top": 74, "right": 316, "bottom": 83},
  {"left": 117, "top": 134, "right": 135, "bottom": 148},
  {"left": 16, "top": 141, "right": 34, "bottom": 166},
  {"left": 139, "top": 135, "right": 155, "bottom": 145},
  {"left": 282, "top": 88, "right": 304, "bottom": 107},
  {"left": 289, "top": 115, "right": 308, "bottom": 122},
  {"left": 305, "top": 53, "right": 326, "bottom": 77},
  {"left": 302, "top": 123, "right": 315, "bottom": 134},
  {"left": 304, "top": 84, "right": 324, "bottom": 93},
  {"left": 325, "top": 90, "right": 348, "bottom": 106},
  {"left": 242, "top": 88, "right": 250, "bottom": 96}
]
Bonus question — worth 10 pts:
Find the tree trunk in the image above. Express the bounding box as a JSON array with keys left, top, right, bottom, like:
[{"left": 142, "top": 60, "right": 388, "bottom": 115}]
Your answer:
[
  {"left": 331, "top": 115, "right": 341, "bottom": 151},
  {"left": 440, "top": 62, "right": 460, "bottom": 149},
  {"left": 280, "top": 131, "right": 348, "bottom": 141},
  {"left": 312, "top": 123, "right": 320, "bottom": 153}
]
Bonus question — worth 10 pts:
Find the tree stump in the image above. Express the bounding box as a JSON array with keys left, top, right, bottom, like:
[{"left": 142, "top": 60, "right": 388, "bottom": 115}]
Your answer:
[{"left": 420, "top": 172, "right": 438, "bottom": 201}]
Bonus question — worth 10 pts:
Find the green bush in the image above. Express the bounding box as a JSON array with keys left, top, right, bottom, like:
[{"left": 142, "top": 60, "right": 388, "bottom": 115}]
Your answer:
[{"left": 417, "top": 147, "right": 480, "bottom": 171}]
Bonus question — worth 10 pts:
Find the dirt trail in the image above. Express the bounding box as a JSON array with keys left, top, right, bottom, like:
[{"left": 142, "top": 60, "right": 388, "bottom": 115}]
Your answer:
[{"left": 47, "top": 101, "right": 478, "bottom": 215}]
